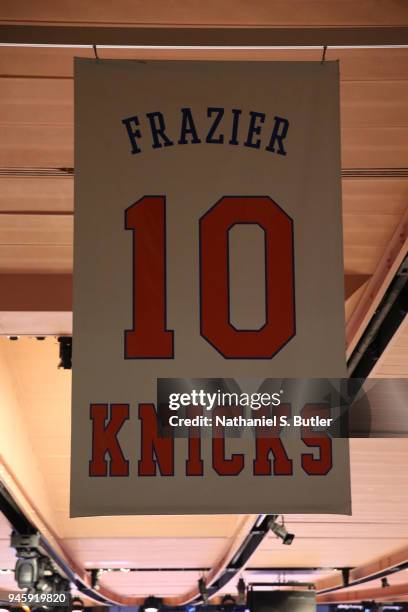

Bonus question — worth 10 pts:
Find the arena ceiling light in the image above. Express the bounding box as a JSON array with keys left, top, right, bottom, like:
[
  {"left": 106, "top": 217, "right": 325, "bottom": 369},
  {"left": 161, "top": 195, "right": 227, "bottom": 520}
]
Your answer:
[
  {"left": 268, "top": 516, "right": 295, "bottom": 545},
  {"left": 143, "top": 596, "right": 162, "bottom": 612},
  {"left": 11, "top": 533, "right": 70, "bottom": 595},
  {"left": 221, "top": 594, "right": 237, "bottom": 611},
  {"left": 71, "top": 597, "right": 85, "bottom": 610},
  {"left": 237, "top": 577, "right": 246, "bottom": 604}
]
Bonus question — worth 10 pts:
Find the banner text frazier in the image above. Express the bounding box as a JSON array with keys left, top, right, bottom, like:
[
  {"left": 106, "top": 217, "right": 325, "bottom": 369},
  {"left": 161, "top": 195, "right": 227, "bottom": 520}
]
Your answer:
[{"left": 122, "top": 107, "right": 289, "bottom": 156}]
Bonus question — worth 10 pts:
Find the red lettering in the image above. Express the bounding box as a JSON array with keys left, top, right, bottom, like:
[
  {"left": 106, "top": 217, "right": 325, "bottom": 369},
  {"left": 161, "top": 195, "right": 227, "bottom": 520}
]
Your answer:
[
  {"left": 89, "top": 404, "right": 129, "bottom": 477},
  {"left": 301, "top": 404, "right": 333, "bottom": 475},
  {"left": 138, "top": 404, "right": 174, "bottom": 476},
  {"left": 125, "top": 196, "right": 174, "bottom": 358},
  {"left": 200, "top": 196, "right": 295, "bottom": 358}
]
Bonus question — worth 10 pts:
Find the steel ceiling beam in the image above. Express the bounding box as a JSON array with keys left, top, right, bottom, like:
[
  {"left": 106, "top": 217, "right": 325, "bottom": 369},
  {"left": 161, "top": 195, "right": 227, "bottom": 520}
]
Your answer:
[{"left": 1, "top": 25, "right": 408, "bottom": 47}]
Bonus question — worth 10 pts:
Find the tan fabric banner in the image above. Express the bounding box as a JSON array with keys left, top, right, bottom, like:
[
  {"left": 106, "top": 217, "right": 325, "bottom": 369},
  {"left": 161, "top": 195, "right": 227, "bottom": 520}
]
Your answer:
[{"left": 71, "top": 58, "right": 351, "bottom": 516}]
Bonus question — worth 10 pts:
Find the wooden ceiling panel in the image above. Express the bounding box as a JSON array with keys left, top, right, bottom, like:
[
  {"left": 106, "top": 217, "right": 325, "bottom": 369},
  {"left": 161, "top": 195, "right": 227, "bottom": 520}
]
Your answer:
[
  {"left": 342, "top": 127, "right": 408, "bottom": 169},
  {"left": 0, "top": 177, "right": 73, "bottom": 213},
  {"left": 0, "top": 213, "right": 72, "bottom": 246},
  {"left": 341, "top": 81, "right": 408, "bottom": 127},
  {"left": 343, "top": 215, "right": 399, "bottom": 242},
  {"left": 63, "top": 537, "right": 229, "bottom": 568},
  {"left": 342, "top": 179, "right": 408, "bottom": 218},
  {"left": 344, "top": 247, "right": 389, "bottom": 275},
  {"left": 60, "top": 515, "right": 244, "bottom": 540},
  {"left": 0, "top": 244, "right": 72, "bottom": 272},
  {"left": 1, "top": 48, "right": 408, "bottom": 82},
  {"left": 333, "top": 48, "right": 408, "bottom": 82},
  {"left": 0, "top": 46, "right": 93, "bottom": 78},
  {"left": 0, "top": 124, "right": 73, "bottom": 167},
  {"left": 0, "top": 77, "right": 73, "bottom": 125},
  {"left": 349, "top": 439, "right": 408, "bottom": 522},
  {"left": 98, "top": 570, "right": 203, "bottom": 598},
  {"left": 343, "top": 215, "right": 398, "bottom": 249},
  {"left": 1, "top": 0, "right": 408, "bottom": 28},
  {"left": 3, "top": 78, "right": 408, "bottom": 129},
  {"left": 252, "top": 537, "right": 408, "bottom": 570}
]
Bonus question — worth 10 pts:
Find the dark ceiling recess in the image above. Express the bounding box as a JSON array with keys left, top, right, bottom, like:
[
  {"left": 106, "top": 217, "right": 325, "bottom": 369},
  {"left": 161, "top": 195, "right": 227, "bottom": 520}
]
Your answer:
[
  {"left": 2, "top": 167, "right": 408, "bottom": 178},
  {"left": 58, "top": 336, "right": 72, "bottom": 370},
  {"left": 0, "top": 484, "right": 36, "bottom": 536},
  {"left": 1, "top": 24, "right": 408, "bottom": 46},
  {"left": 348, "top": 254, "right": 408, "bottom": 378}
]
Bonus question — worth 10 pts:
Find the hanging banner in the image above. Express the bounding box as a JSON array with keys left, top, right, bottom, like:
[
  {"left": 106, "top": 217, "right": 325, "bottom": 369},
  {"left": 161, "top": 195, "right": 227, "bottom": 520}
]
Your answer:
[{"left": 71, "top": 59, "right": 351, "bottom": 516}]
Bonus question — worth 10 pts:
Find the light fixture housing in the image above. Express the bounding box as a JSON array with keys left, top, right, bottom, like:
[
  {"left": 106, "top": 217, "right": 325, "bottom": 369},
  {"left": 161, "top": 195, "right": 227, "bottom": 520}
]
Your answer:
[
  {"left": 269, "top": 517, "right": 295, "bottom": 545},
  {"left": 58, "top": 336, "right": 72, "bottom": 369},
  {"left": 71, "top": 596, "right": 85, "bottom": 610},
  {"left": 143, "top": 595, "right": 162, "bottom": 612},
  {"left": 221, "top": 594, "right": 236, "bottom": 611},
  {"left": 237, "top": 577, "right": 246, "bottom": 604}
]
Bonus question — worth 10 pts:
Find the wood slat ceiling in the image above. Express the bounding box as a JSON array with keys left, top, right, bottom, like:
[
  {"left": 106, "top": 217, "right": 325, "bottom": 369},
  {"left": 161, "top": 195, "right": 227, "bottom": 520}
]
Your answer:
[{"left": 1, "top": 0, "right": 408, "bottom": 27}]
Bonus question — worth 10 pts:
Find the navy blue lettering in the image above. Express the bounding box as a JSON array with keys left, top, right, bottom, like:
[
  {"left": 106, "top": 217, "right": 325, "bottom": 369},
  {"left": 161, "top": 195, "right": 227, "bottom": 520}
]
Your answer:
[
  {"left": 178, "top": 108, "right": 201, "bottom": 145},
  {"left": 146, "top": 112, "right": 174, "bottom": 149},
  {"left": 244, "top": 111, "right": 265, "bottom": 149},
  {"left": 229, "top": 109, "right": 241, "bottom": 145},
  {"left": 206, "top": 107, "right": 224, "bottom": 144},
  {"left": 122, "top": 116, "right": 142, "bottom": 154},
  {"left": 266, "top": 116, "right": 289, "bottom": 155}
]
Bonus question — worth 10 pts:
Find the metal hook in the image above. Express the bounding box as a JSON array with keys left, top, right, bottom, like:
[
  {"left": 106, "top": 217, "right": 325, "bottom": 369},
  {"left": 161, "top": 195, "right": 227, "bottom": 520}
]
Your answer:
[
  {"left": 321, "top": 44, "right": 328, "bottom": 64},
  {"left": 93, "top": 44, "right": 100, "bottom": 62}
]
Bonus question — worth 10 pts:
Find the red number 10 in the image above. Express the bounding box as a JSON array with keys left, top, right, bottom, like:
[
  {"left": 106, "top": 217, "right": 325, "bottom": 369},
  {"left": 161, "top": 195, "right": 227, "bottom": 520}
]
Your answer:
[{"left": 125, "top": 195, "right": 295, "bottom": 360}]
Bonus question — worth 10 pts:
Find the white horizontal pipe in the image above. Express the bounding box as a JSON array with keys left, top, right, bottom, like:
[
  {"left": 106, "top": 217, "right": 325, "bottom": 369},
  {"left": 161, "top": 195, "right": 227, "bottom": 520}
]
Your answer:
[{"left": 1, "top": 43, "right": 408, "bottom": 50}]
